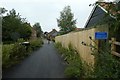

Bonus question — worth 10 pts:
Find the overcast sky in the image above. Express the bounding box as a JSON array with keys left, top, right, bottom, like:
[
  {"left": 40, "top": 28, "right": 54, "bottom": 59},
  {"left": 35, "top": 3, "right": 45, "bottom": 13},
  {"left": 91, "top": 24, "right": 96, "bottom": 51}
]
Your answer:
[{"left": 0, "top": 0, "right": 114, "bottom": 32}]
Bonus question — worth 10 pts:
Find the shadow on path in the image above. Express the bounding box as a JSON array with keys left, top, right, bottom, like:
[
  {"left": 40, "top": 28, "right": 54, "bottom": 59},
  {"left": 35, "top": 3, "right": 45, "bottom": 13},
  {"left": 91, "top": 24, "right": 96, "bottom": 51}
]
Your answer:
[{"left": 3, "top": 40, "right": 66, "bottom": 78}]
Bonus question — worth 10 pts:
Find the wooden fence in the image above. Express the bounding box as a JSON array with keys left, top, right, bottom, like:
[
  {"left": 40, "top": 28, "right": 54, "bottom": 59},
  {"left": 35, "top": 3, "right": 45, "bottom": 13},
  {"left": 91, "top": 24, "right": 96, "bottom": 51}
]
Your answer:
[{"left": 110, "top": 38, "right": 120, "bottom": 57}]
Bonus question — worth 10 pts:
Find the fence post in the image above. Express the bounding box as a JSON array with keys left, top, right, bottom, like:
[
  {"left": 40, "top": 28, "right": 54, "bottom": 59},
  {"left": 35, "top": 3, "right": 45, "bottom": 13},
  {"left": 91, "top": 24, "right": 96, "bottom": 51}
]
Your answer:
[{"left": 111, "top": 38, "right": 116, "bottom": 52}]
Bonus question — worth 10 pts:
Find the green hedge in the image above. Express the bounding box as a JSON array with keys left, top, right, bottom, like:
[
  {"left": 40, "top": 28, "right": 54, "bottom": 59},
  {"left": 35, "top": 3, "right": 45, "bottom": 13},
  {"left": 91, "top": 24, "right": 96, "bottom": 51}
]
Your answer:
[{"left": 2, "top": 38, "right": 43, "bottom": 69}]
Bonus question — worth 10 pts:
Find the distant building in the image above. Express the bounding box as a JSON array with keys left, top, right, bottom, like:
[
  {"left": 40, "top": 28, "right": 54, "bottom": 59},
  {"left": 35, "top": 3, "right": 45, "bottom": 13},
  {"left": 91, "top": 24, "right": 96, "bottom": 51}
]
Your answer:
[
  {"left": 48, "top": 29, "right": 58, "bottom": 41},
  {"left": 49, "top": 29, "right": 58, "bottom": 38}
]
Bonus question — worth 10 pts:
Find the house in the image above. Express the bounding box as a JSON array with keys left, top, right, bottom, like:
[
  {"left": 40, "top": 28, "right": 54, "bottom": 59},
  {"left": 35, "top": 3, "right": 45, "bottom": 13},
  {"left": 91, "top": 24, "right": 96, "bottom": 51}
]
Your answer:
[
  {"left": 84, "top": 1, "right": 120, "bottom": 28},
  {"left": 84, "top": 1, "right": 120, "bottom": 40},
  {"left": 49, "top": 29, "right": 58, "bottom": 38},
  {"left": 84, "top": 1, "right": 120, "bottom": 53},
  {"left": 48, "top": 29, "right": 58, "bottom": 41},
  {"left": 84, "top": 2, "right": 110, "bottom": 28}
]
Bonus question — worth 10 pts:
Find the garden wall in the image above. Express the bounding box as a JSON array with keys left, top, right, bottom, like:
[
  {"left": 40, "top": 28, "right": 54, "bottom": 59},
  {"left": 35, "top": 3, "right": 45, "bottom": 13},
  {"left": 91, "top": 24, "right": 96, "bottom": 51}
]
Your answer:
[{"left": 55, "top": 26, "right": 108, "bottom": 65}]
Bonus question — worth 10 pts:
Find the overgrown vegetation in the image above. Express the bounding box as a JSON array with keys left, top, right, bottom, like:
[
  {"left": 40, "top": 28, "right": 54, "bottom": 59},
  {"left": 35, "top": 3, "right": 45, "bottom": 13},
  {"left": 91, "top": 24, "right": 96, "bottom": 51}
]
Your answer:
[
  {"left": 82, "top": 37, "right": 120, "bottom": 78},
  {"left": 2, "top": 8, "right": 44, "bottom": 69},
  {"left": 93, "top": 41, "right": 120, "bottom": 78},
  {"left": 55, "top": 41, "right": 120, "bottom": 79},
  {"left": 2, "top": 38, "right": 43, "bottom": 69},
  {"left": 91, "top": 1, "right": 120, "bottom": 78},
  {"left": 29, "top": 38, "right": 43, "bottom": 50},
  {"left": 55, "top": 42, "right": 83, "bottom": 79}
]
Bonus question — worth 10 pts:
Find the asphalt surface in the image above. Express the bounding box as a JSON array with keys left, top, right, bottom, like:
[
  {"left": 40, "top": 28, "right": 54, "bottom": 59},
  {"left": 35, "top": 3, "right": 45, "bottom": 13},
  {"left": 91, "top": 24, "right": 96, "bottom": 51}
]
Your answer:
[{"left": 3, "top": 40, "right": 66, "bottom": 78}]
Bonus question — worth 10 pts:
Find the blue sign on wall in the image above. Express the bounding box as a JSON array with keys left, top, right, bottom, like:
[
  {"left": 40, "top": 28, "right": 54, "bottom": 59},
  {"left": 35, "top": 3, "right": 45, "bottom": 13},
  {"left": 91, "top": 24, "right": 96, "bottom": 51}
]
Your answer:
[{"left": 95, "top": 32, "right": 108, "bottom": 40}]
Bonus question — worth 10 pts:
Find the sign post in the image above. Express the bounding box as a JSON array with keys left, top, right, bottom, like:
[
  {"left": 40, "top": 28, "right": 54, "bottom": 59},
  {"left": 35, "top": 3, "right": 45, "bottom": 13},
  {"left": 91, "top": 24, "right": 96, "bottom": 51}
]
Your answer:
[
  {"left": 95, "top": 32, "right": 108, "bottom": 50},
  {"left": 95, "top": 32, "right": 108, "bottom": 40}
]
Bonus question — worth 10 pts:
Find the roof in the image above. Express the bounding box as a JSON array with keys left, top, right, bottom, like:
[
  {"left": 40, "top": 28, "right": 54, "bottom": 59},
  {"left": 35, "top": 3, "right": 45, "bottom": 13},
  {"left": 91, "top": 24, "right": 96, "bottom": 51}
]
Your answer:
[
  {"left": 75, "top": 28, "right": 83, "bottom": 31},
  {"left": 84, "top": 1, "right": 120, "bottom": 28},
  {"left": 98, "top": 2, "right": 120, "bottom": 16},
  {"left": 49, "top": 29, "right": 58, "bottom": 36}
]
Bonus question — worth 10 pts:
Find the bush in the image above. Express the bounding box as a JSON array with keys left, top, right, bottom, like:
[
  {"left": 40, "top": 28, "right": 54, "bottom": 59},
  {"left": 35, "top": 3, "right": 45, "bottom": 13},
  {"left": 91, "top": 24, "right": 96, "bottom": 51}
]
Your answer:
[
  {"left": 17, "top": 38, "right": 25, "bottom": 43},
  {"left": 2, "top": 38, "right": 43, "bottom": 69},
  {"left": 55, "top": 40, "right": 120, "bottom": 78},
  {"left": 64, "top": 57, "right": 83, "bottom": 78},
  {"left": 55, "top": 42, "right": 83, "bottom": 78},
  {"left": 29, "top": 38, "right": 43, "bottom": 50},
  {"left": 2, "top": 43, "right": 30, "bottom": 68},
  {"left": 93, "top": 42, "right": 120, "bottom": 78},
  {"left": 81, "top": 40, "right": 120, "bottom": 78},
  {"left": 10, "top": 43, "right": 27, "bottom": 60},
  {"left": 64, "top": 66, "right": 81, "bottom": 78},
  {"left": 2, "top": 44, "right": 14, "bottom": 68}
]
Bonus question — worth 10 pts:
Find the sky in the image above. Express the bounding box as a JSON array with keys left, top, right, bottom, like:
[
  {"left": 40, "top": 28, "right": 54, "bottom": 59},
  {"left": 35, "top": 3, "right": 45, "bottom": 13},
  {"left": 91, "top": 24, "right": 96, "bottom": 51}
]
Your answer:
[{"left": 0, "top": 0, "right": 114, "bottom": 32}]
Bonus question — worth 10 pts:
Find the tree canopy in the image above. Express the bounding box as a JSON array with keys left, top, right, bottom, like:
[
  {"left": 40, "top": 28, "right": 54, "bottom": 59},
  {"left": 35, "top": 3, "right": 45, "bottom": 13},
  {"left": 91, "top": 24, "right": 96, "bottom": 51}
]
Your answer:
[
  {"left": 0, "top": 8, "right": 7, "bottom": 14},
  {"left": 2, "top": 8, "right": 32, "bottom": 43},
  {"left": 57, "top": 6, "right": 76, "bottom": 34},
  {"left": 33, "top": 22, "right": 43, "bottom": 37}
]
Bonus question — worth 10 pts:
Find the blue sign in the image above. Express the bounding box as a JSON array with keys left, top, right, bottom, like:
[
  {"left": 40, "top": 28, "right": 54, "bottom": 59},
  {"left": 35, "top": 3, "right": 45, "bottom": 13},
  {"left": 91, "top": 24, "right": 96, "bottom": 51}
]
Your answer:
[{"left": 95, "top": 32, "right": 108, "bottom": 39}]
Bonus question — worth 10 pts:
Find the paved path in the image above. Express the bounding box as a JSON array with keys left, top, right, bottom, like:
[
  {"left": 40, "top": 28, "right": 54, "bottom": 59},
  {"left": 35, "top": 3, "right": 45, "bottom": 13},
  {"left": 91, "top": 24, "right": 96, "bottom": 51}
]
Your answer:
[{"left": 3, "top": 40, "right": 66, "bottom": 78}]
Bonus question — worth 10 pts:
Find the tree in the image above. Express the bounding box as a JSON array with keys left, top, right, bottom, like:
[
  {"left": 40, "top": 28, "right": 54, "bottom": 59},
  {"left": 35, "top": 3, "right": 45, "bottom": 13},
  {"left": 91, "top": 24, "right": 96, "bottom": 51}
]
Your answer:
[
  {"left": 112, "top": 1, "right": 120, "bottom": 40},
  {"left": 2, "top": 9, "right": 32, "bottom": 43},
  {"left": 33, "top": 23, "right": 43, "bottom": 37},
  {"left": 19, "top": 22, "right": 32, "bottom": 39},
  {"left": 57, "top": 6, "right": 76, "bottom": 34},
  {"left": 0, "top": 7, "right": 7, "bottom": 14},
  {"left": 104, "top": 1, "right": 120, "bottom": 37}
]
